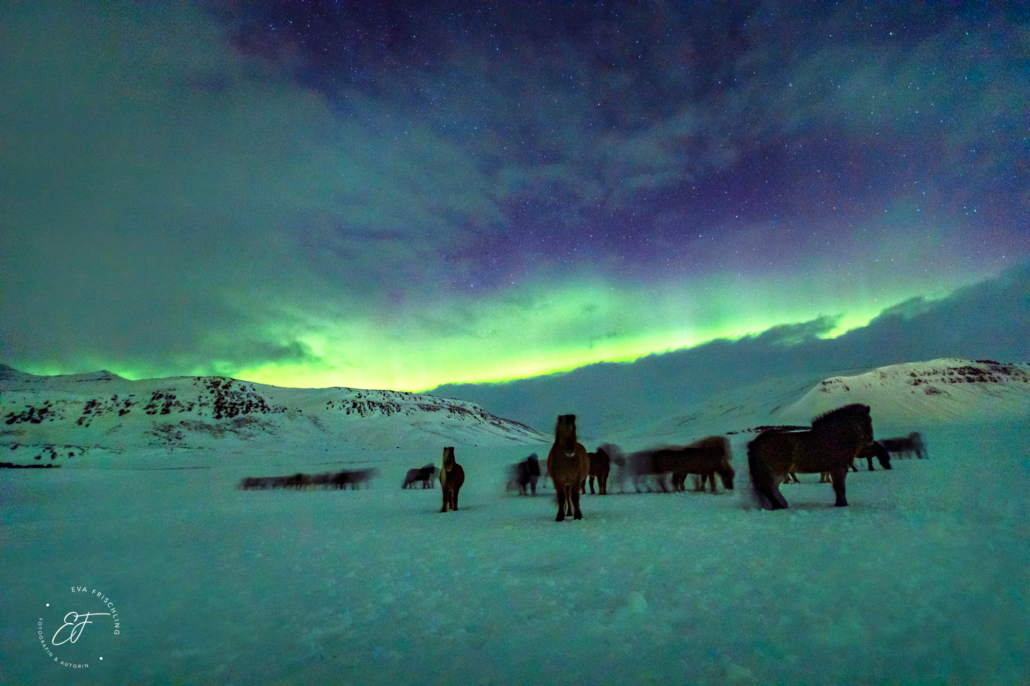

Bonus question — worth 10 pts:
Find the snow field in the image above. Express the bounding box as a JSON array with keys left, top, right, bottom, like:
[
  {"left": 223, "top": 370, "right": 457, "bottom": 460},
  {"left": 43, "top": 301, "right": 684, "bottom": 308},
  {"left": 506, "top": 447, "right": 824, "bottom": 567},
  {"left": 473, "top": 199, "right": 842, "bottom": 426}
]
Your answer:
[{"left": 1, "top": 422, "right": 1027, "bottom": 685}]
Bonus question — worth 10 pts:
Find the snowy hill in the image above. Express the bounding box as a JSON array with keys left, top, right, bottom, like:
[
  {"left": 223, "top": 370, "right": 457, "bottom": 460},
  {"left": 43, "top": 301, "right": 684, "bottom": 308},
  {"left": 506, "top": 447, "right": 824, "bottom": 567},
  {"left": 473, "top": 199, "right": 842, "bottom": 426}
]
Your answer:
[
  {"left": 3, "top": 358, "right": 1026, "bottom": 468},
  {"left": 598, "top": 358, "right": 1029, "bottom": 450},
  {"left": 0, "top": 366, "right": 548, "bottom": 467},
  {"left": 776, "top": 358, "right": 1030, "bottom": 428}
]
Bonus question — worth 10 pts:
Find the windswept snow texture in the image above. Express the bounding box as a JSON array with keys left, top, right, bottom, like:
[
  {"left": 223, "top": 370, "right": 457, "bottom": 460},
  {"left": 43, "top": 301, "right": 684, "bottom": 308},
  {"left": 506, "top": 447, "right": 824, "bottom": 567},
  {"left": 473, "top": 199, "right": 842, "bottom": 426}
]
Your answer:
[{"left": 1, "top": 360, "right": 1028, "bottom": 684}]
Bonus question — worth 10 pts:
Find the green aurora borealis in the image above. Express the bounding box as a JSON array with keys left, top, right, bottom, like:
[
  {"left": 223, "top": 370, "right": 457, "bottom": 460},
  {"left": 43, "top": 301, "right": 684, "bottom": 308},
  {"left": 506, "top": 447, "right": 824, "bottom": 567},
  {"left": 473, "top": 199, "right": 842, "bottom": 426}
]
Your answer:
[{"left": 1, "top": 2, "right": 1026, "bottom": 392}]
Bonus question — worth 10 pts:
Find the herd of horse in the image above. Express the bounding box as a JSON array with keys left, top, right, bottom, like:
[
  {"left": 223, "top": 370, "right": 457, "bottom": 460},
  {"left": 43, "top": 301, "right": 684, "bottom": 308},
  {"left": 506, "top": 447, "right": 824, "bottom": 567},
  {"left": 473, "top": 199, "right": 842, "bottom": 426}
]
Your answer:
[
  {"left": 237, "top": 403, "right": 927, "bottom": 519},
  {"left": 509, "top": 406, "right": 925, "bottom": 519},
  {"left": 237, "top": 468, "right": 378, "bottom": 491}
]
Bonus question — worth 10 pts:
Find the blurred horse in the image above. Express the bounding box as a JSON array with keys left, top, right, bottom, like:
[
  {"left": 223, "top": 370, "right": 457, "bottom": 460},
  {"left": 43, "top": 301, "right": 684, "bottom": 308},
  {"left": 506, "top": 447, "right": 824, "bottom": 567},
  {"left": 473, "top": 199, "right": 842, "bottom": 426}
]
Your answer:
[
  {"left": 659, "top": 436, "right": 735, "bottom": 493},
  {"left": 403, "top": 464, "right": 437, "bottom": 489},
  {"left": 332, "top": 468, "right": 378, "bottom": 489},
  {"left": 625, "top": 449, "right": 666, "bottom": 492},
  {"left": 508, "top": 453, "right": 541, "bottom": 495},
  {"left": 439, "top": 447, "right": 465, "bottom": 512},
  {"left": 547, "top": 415, "right": 590, "bottom": 521},
  {"left": 882, "top": 432, "right": 927, "bottom": 460},
  {"left": 237, "top": 469, "right": 378, "bottom": 491},
  {"left": 854, "top": 441, "right": 892, "bottom": 471},
  {"left": 748, "top": 404, "right": 874, "bottom": 510},
  {"left": 585, "top": 446, "right": 611, "bottom": 495}
]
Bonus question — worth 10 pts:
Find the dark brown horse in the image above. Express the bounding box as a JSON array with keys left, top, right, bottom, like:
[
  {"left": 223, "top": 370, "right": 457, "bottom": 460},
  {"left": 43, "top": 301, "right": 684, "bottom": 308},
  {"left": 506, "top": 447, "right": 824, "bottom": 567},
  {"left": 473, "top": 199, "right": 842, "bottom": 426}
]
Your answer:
[
  {"left": 439, "top": 447, "right": 465, "bottom": 512},
  {"left": 881, "top": 432, "right": 927, "bottom": 459},
  {"left": 403, "top": 463, "right": 437, "bottom": 489},
  {"left": 547, "top": 415, "right": 590, "bottom": 521},
  {"left": 659, "top": 436, "right": 735, "bottom": 493},
  {"left": 791, "top": 439, "right": 892, "bottom": 484},
  {"left": 584, "top": 446, "right": 611, "bottom": 495},
  {"left": 854, "top": 441, "right": 892, "bottom": 471},
  {"left": 748, "top": 404, "right": 873, "bottom": 510},
  {"left": 509, "top": 453, "right": 541, "bottom": 495}
]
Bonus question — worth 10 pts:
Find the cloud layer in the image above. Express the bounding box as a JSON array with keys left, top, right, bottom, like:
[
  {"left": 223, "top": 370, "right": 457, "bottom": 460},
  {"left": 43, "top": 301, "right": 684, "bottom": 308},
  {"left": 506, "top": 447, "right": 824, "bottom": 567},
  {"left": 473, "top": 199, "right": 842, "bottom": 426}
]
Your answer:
[
  {"left": 1, "top": 2, "right": 1026, "bottom": 390},
  {"left": 431, "top": 262, "right": 1030, "bottom": 435}
]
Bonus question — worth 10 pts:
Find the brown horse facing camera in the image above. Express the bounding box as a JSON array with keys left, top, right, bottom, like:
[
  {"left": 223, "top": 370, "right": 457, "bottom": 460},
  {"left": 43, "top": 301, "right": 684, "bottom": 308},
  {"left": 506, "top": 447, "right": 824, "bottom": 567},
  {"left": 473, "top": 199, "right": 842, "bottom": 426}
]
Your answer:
[
  {"left": 547, "top": 415, "right": 591, "bottom": 521},
  {"left": 439, "top": 447, "right": 465, "bottom": 512},
  {"left": 747, "top": 404, "right": 873, "bottom": 510}
]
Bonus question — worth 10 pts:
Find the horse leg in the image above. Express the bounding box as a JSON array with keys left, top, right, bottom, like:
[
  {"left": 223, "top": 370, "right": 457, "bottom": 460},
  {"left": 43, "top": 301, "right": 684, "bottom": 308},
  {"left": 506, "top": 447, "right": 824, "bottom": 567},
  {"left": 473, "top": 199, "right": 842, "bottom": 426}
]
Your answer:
[
  {"left": 452, "top": 487, "right": 459, "bottom": 511},
  {"left": 556, "top": 487, "right": 567, "bottom": 522},
  {"left": 830, "top": 467, "right": 848, "bottom": 507},
  {"left": 763, "top": 480, "right": 788, "bottom": 510},
  {"left": 867, "top": 455, "right": 875, "bottom": 471},
  {"left": 571, "top": 484, "right": 583, "bottom": 520},
  {"left": 589, "top": 476, "right": 596, "bottom": 494},
  {"left": 599, "top": 473, "right": 607, "bottom": 495}
]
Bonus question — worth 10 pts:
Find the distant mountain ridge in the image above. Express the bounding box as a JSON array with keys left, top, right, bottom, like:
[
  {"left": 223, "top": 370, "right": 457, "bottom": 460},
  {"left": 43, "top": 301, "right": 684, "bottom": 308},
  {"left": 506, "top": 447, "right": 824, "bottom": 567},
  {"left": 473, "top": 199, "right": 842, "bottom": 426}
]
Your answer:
[
  {"left": 2, "top": 358, "right": 1025, "bottom": 466},
  {"left": 594, "top": 358, "right": 1030, "bottom": 449},
  {"left": 0, "top": 367, "right": 549, "bottom": 466},
  {"left": 778, "top": 358, "right": 1030, "bottom": 426}
]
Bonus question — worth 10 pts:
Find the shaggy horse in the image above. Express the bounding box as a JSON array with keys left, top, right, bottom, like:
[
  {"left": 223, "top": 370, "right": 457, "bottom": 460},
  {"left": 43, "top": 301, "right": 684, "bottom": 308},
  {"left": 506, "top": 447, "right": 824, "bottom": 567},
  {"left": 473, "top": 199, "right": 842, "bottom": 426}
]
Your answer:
[
  {"left": 238, "top": 470, "right": 378, "bottom": 491},
  {"left": 403, "top": 464, "right": 437, "bottom": 489},
  {"left": 747, "top": 404, "right": 873, "bottom": 510},
  {"left": 659, "top": 436, "right": 735, "bottom": 493},
  {"left": 584, "top": 446, "right": 611, "bottom": 495},
  {"left": 511, "top": 454, "right": 541, "bottom": 495},
  {"left": 882, "top": 432, "right": 927, "bottom": 460},
  {"left": 332, "top": 468, "right": 378, "bottom": 489},
  {"left": 854, "top": 441, "right": 892, "bottom": 471},
  {"left": 547, "top": 415, "right": 591, "bottom": 521},
  {"left": 625, "top": 450, "right": 666, "bottom": 492},
  {"left": 439, "top": 447, "right": 465, "bottom": 512},
  {"left": 794, "top": 440, "right": 891, "bottom": 483}
]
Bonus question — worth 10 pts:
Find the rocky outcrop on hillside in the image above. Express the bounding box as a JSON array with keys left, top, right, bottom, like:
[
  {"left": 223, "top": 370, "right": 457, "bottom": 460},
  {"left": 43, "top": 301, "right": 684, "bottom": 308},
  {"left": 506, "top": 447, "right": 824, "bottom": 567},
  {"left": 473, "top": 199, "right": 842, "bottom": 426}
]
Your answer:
[{"left": 0, "top": 368, "right": 549, "bottom": 465}]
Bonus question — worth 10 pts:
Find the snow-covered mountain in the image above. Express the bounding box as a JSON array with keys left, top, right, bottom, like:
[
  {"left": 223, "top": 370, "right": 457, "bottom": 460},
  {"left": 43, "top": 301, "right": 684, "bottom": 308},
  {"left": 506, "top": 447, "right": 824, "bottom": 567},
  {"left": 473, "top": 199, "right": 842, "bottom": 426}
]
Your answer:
[
  {"left": 777, "top": 358, "right": 1030, "bottom": 427},
  {"left": 3, "top": 358, "right": 1026, "bottom": 467},
  {"left": 0, "top": 365, "right": 548, "bottom": 467},
  {"left": 594, "top": 358, "right": 1029, "bottom": 449}
]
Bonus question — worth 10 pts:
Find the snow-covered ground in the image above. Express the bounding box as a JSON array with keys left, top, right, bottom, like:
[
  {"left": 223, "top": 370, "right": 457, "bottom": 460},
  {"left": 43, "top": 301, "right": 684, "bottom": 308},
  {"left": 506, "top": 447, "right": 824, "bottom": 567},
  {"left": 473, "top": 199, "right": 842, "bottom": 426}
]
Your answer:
[{"left": 2, "top": 416, "right": 1027, "bottom": 685}]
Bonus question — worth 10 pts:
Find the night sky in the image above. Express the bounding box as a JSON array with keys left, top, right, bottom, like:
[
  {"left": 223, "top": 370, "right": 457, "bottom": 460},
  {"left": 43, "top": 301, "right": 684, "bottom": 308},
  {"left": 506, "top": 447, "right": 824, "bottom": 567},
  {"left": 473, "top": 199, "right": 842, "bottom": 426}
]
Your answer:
[{"left": 1, "top": 1, "right": 1026, "bottom": 391}]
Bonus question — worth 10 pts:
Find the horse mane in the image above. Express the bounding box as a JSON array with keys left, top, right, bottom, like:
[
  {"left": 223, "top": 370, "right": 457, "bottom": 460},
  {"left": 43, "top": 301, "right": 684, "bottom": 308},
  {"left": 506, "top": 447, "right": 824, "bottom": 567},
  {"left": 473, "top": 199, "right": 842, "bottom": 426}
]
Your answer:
[{"left": 811, "top": 403, "right": 870, "bottom": 429}]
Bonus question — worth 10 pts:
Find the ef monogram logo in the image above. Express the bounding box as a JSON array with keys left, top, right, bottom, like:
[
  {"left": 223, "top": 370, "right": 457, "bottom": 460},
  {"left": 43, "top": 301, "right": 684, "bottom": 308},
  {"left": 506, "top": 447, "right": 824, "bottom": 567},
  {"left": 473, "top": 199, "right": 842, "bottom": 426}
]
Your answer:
[
  {"left": 38, "top": 587, "right": 123, "bottom": 670},
  {"left": 52, "top": 612, "right": 112, "bottom": 645}
]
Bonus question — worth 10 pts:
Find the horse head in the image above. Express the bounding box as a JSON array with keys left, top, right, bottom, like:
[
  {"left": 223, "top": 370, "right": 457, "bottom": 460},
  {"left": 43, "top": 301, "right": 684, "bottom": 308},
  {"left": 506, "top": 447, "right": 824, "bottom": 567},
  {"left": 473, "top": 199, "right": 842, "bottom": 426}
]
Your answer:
[
  {"left": 719, "top": 463, "right": 736, "bottom": 490},
  {"left": 555, "top": 415, "right": 579, "bottom": 457}
]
